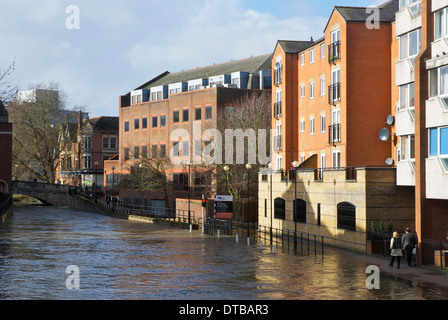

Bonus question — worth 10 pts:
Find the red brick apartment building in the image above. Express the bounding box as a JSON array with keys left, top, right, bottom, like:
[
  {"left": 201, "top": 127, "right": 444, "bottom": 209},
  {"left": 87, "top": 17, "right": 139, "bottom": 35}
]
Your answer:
[
  {"left": 57, "top": 113, "right": 119, "bottom": 190},
  {"left": 392, "top": 0, "right": 448, "bottom": 265},
  {"left": 259, "top": 0, "right": 418, "bottom": 253},
  {"left": 112, "top": 54, "right": 272, "bottom": 220}
]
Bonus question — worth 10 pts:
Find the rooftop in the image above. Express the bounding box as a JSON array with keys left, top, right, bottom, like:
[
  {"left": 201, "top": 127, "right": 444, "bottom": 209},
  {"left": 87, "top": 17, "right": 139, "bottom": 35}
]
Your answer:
[{"left": 136, "top": 53, "right": 272, "bottom": 91}]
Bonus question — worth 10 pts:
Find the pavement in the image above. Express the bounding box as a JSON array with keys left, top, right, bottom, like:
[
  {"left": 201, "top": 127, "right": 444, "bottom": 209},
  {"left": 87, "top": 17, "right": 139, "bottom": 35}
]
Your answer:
[{"left": 336, "top": 248, "right": 448, "bottom": 293}]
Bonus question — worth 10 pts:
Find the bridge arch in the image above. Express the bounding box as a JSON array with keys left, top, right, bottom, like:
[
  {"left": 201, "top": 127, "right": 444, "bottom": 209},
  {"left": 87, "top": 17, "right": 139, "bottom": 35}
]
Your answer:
[{"left": 12, "top": 181, "right": 71, "bottom": 207}]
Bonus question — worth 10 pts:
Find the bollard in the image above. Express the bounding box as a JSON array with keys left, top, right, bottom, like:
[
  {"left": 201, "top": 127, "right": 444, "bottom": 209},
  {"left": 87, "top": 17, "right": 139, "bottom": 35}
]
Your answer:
[
  {"left": 273, "top": 245, "right": 276, "bottom": 254},
  {"left": 247, "top": 237, "right": 250, "bottom": 246},
  {"left": 236, "top": 233, "right": 239, "bottom": 243},
  {"left": 217, "top": 230, "right": 220, "bottom": 238},
  {"left": 189, "top": 224, "right": 192, "bottom": 233},
  {"left": 260, "top": 240, "right": 263, "bottom": 250}
]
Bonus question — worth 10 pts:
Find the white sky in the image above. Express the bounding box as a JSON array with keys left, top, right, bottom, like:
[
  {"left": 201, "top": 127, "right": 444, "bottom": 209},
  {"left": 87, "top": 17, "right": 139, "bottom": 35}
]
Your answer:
[{"left": 0, "top": 0, "right": 385, "bottom": 117}]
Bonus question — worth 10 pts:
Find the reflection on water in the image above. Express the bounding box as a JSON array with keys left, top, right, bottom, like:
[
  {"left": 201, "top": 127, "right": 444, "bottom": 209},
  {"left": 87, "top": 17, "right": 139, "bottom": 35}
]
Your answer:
[{"left": 0, "top": 206, "right": 447, "bottom": 300}]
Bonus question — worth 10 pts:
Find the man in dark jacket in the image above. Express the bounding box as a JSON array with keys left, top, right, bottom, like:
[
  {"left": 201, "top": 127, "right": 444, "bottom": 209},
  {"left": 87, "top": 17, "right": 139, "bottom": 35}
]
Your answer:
[{"left": 402, "top": 228, "right": 417, "bottom": 267}]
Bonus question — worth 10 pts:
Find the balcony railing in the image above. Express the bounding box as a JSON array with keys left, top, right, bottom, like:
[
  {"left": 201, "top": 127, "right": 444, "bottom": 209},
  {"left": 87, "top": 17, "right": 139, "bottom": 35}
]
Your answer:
[
  {"left": 274, "top": 101, "right": 282, "bottom": 118},
  {"left": 274, "top": 135, "right": 282, "bottom": 151},
  {"left": 329, "top": 124, "right": 341, "bottom": 145},
  {"left": 328, "top": 83, "right": 341, "bottom": 105},
  {"left": 329, "top": 41, "right": 341, "bottom": 64},
  {"left": 273, "top": 66, "right": 282, "bottom": 85}
]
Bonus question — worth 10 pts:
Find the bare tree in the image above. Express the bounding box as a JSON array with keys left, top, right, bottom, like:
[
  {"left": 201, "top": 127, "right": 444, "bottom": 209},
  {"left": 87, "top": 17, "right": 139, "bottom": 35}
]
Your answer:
[
  {"left": 0, "top": 58, "right": 18, "bottom": 102},
  {"left": 8, "top": 82, "right": 84, "bottom": 183},
  {"left": 204, "top": 90, "right": 272, "bottom": 200}
]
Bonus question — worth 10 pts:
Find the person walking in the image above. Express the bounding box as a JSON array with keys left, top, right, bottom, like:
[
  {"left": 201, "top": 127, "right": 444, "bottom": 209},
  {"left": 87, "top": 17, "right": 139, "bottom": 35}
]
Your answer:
[
  {"left": 389, "top": 231, "right": 402, "bottom": 268},
  {"left": 402, "top": 228, "right": 417, "bottom": 267}
]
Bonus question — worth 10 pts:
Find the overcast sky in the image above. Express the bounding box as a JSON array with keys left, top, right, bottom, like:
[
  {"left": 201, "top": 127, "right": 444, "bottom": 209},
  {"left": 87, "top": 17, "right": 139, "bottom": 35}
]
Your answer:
[{"left": 0, "top": 0, "right": 384, "bottom": 117}]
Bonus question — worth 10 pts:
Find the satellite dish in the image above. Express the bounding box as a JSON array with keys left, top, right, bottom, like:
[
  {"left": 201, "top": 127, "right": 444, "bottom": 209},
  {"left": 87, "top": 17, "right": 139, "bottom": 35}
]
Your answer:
[
  {"left": 379, "top": 128, "right": 390, "bottom": 141},
  {"left": 385, "top": 158, "right": 394, "bottom": 166},
  {"left": 386, "top": 115, "right": 395, "bottom": 126}
]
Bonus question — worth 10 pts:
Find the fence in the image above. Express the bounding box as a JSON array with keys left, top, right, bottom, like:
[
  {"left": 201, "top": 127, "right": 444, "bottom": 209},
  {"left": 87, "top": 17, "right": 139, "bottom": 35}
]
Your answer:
[
  {"left": 258, "top": 225, "right": 324, "bottom": 257},
  {"left": 75, "top": 189, "right": 197, "bottom": 225}
]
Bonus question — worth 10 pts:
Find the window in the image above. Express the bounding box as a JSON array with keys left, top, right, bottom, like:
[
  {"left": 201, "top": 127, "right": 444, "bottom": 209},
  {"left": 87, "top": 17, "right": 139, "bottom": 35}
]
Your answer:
[
  {"left": 429, "top": 127, "right": 448, "bottom": 170},
  {"left": 134, "top": 118, "right": 140, "bottom": 130},
  {"left": 83, "top": 136, "right": 92, "bottom": 151},
  {"left": 399, "top": 134, "right": 415, "bottom": 160},
  {"left": 320, "top": 77, "right": 326, "bottom": 96},
  {"left": 205, "top": 106, "right": 212, "bottom": 119},
  {"left": 182, "top": 141, "right": 189, "bottom": 157},
  {"left": 172, "top": 141, "right": 180, "bottom": 157},
  {"left": 195, "top": 108, "right": 202, "bottom": 121},
  {"left": 152, "top": 145, "right": 158, "bottom": 158},
  {"left": 332, "top": 150, "right": 341, "bottom": 168},
  {"left": 160, "top": 145, "right": 166, "bottom": 158},
  {"left": 329, "top": 29, "right": 341, "bottom": 62},
  {"left": 274, "top": 198, "right": 285, "bottom": 220},
  {"left": 276, "top": 155, "right": 282, "bottom": 171},
  {"left": 173, "top": 173, "right": 189, "bottom": 191},
  {"left": 400, "top": 0, "right": 421, "bottom": 16},
  {"left": 83, "top": 155, "right": 92, "bottom": 169},
  {"left": 152, "top": 116, "right": 158, "bottom": 128},
  {"left": 131, "top": 94, "right": 142, "bottom": 104},
  {"left": 399, "top": 83, "right": 415, "bottom": 111},
  {"left": 160, "top": 115, "right": 166, "bottom": 127},
  {"left": 300, "top": 53, "right": 305, "bottom": 66},
  {"left": 183, "top": 109, "right": 189, "bottom": 122},
  {"left": 274, "top": 61, "right": 282, "bottom": 84},
  {"left": 320, "top": 114, "right": 326, "bottom": 133},
  {"left": 293, "top": 199, "right": 307, "bottom": 223},
  {"left": 300, "top": 119, "right": 305, "bottom": 133},
  {"left": 124, "top": 121, "right": 129, "bottom": 132},
  {"left": 142, "top": 145, "right": 148, "bottom": 159},
  {"left": 300, "top": 154, "right": 305, "bottom": 163},
  {"left": 399, "top": 28, "right": 421, "bottom": 61},
  {"left": 173, "top": 110, "right": 180, "bottom": 123},
  {"left": 435, "top": 7, "right": 448, "bottom": 40},
  {"left": 310, "top": 117, "right": 315, "bottom": 135},
  {"left": 124, "top": 147, "right": 129, "bottom": 161},
  {"left": 194, "top": 139, "right": 202, "bottom": 156},
  {"left": 225, "top": 106, "right": 235, "bottom": 117},
  {"left": 337, "top": 202, "right": 356, "bottom": 231},
  {"left": 309, "top": 82, "right": 315, "bottom": 99},
  {"left": 330, "top": 69, "right": 341, "bottom": 103},
  {"left": 142, "top": 117, "right": 148, "bottom": 129},
  {"left": 103, "top": 136, "right": 117, "bottom": 149},
  {"left": 309, "top": 49, "right": 314, "bottom": 64},
  {"left": 320, "top": 153, "right": 326, "bottom": 168},
  {"left": 134, "top": 146, "right": 139, "bottom": 159},
  {"left": 429, "top": 66, "right": 448, "bottom": 109},
  {"left": 320, "top": 43, "right": 325, "bottom": 59},
  {"left": 300, "top": 85, "right": 305, "bottom": 98}
]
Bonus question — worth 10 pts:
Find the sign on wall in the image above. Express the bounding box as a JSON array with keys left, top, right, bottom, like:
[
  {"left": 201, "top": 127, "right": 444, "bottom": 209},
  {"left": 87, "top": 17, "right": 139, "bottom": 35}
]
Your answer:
[{"left": 214, "top": 195, "right": 233, "bottom": 219}]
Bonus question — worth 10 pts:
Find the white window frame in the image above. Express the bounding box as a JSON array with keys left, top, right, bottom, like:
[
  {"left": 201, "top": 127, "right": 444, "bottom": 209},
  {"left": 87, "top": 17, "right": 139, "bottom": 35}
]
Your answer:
[
  {"left": 300, "top": 85, "right": 305, "bottom": 98},
  {"left": 310, "top": 49, "right": 315, "bottom": 64},
  {"left": 331, "top": 150, "right": 341, "bottom": 168},
  {"left": 309, "top": 81, "right": 315, "bottom": 99},
  {"left": 399, "top": 28, "right": 421, "bottom": 61},
  {"left": 310, "top": 117, "right": 315, "bottom": 135},
  {"left": 300, "top": 119, "right": 305, "bottom": 133},
  {"left": 276, "top": 155, "right": 282, "bottom": 171},
  {"left": 300, "top": 53, "right": 305, "bottom": 66},
  {"left": 320, "top": 77, "right": 326, "bottom": 96},
  {"left": 320, "top": 114, "right": 326, "bottom": 133},
  {"left": 320, "top": 153, "right": 326, "bottom": 168},
  {"left": 320, "top": 43, "right": 325, "bottom": 60}
]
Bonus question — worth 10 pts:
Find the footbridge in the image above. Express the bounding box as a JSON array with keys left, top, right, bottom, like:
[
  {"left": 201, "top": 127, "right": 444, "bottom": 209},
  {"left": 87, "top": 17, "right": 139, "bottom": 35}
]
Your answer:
[{"left": 12, "top": 181, "right": 71, "bottom": 206}]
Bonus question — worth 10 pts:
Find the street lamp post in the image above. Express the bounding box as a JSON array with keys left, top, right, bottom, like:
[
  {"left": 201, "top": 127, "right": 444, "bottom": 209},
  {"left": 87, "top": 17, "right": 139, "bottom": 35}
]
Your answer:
[
  {"left": 292, "top": 161, "right": 300, "bottom": 252},
  {"left": 223, "top": 165, "right": 230, "bottom": 194},
  {"left": 94, "top": 161, "right": 98, "bottom": 191},
  {"left": 187, "top": 162, "right": 191, "bottom": 225},
  {"left": 111, "top": 166, "right": 115, "bottom": 194},
  {"left": 268, "top": 163, "right": 273, "bottom": 245},
  {"left": 245, "top": 163, "right": 252, "bottom": 237}
]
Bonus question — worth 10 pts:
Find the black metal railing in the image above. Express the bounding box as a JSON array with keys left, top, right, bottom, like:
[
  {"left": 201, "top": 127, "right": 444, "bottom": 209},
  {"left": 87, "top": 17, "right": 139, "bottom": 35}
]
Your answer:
[
  {"left": 328, "top": 41, "right": 341, "bottom": 64},
  {"left": 328, "top": 83, "right": 341, "bottom": 105},
  {"left": 328, "top": 123, "right": 341, "bottom": 145},
  {"left": 279, "top": 166, "right": 364, "bottom": 182},
  {"left": 273, "top": 101, "right": 282, "bottom": 118}
]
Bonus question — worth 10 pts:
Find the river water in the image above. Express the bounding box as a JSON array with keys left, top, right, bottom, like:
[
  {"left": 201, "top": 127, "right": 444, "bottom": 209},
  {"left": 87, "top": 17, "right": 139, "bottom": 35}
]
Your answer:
[{"left": 1, "top": 206, "right": 448, "bottom": 301}]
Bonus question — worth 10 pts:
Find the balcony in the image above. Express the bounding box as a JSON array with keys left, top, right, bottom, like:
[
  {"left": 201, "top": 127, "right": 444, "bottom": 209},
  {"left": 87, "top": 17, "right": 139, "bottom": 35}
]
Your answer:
[
  {"left": 274, "top": 101, "right": 282, "bottom": 118},
  {"left": 328, "top": 83, "right": 341, "bottom": 105},
  {"left": 396, "top": 160, "right": 415, "bottom": 186},
  {"left": 274, "top": 135, "right": 282, "bottom": 151},
  {"left": 395, "top": 58, "right": 415, "bottom": 86},
  {"left": 329, "top": 124, "right": 341, "bottom": 145},
  {"left": 328, "top": 41, "right": 341, "bottom": 64}
]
